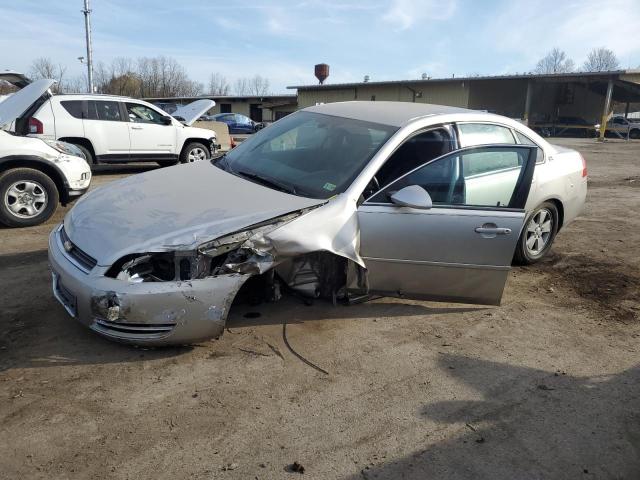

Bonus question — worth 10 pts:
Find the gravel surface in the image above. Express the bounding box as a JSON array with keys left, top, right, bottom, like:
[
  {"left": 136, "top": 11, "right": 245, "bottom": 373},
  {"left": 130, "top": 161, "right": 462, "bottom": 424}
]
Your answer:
[{"left": 1, "top": 140, "right": 639, "bottom": 479}]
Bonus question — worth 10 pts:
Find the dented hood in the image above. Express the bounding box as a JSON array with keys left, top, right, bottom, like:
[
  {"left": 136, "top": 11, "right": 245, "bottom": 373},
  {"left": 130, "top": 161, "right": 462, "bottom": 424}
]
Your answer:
[{"left": 64, "top": 162, "right": 324, "bottom": 266}]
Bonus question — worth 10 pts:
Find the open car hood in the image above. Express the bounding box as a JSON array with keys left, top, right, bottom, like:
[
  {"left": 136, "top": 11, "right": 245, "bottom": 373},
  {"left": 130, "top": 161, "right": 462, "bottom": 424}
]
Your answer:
[
  {"left": 170, "top": 99, "right": 216, "bottom": 126},
  {"left": 0, "top": 78, "right": 54, "bottom": 128},
  {"left": 64, "top": 161, "right": 324, "bottom": 266},
  {"left": 0, "top": 71, "right": 32, "bottom": 88}
]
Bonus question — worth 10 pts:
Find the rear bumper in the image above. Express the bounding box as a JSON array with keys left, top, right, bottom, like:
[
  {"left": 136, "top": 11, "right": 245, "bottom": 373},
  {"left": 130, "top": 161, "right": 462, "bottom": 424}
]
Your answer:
[{"left": 48, "top": 225, "right": 250, "bottom": 346}]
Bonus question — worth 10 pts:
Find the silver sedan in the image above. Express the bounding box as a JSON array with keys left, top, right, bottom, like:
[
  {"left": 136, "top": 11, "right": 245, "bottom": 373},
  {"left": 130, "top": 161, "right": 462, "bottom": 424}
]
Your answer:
[{"left": 49, "top": 102, "right": 587, "bottom": 345}]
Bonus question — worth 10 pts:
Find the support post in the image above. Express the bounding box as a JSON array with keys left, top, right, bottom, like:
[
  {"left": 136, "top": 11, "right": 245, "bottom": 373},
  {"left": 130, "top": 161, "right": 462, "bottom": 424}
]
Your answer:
[
  {"left": 625, "top": 102, "right": 630, "bottom": 119},
  {"left": 83, "top": 0, "right": 94, "bottom": 93},
  {"left": 598, "top": 78, "right": 614, "bottom": 142},
  {"left": 523, "top": 80, "right": 533, "bottom": 126}
]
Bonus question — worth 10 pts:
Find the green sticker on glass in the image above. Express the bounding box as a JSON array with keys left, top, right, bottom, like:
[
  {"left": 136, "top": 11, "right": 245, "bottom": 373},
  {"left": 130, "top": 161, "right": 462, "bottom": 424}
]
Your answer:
[{"left": 323, "top": 182, "right": 336, "bottom": 191}]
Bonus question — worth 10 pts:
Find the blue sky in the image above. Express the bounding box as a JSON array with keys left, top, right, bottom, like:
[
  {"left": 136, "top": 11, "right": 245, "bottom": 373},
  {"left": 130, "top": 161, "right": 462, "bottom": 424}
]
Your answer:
[{"left": 2, "top": 0, "right": 639, "bottom": 93}]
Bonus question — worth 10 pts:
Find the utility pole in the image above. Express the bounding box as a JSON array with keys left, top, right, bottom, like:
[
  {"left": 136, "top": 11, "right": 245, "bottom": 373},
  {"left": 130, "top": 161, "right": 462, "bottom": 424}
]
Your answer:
[{"left": 82, "top": 0, "right": 94, "bottom": 93}]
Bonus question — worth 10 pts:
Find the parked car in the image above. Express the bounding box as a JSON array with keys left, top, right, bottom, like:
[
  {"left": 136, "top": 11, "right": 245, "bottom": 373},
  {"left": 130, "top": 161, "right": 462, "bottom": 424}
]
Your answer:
[
  {"left": 0, "top": 75, "right": 219, "bottom": 167},
  {"left": 594, "top": 115, "right": 640, "bottom": 139},
  {"left": 0, "top": 79, "right": 91, "bottom": 227},
  {"left": 49, "top": 101, "right": 587, "bottom": 345},
  {"left": 532, "top": 116, "right": 594, "bottom": 138},
  {"left": 209, "top": 113, "right": 263, "bottom": 134}
]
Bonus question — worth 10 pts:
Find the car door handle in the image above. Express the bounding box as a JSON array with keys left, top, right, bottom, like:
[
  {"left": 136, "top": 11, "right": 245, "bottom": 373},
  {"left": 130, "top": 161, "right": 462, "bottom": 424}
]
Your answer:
[
  {"left": 131, "top": 126, "right": 143, "bottom": 130},
  {"left": 475, "top": 227, "right": 512, "bottom": 235}
]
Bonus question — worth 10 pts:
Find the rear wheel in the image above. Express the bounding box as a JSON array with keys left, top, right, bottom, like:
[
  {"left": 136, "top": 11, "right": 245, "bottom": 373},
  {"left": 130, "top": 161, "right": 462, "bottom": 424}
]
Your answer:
[
  {"left": 513, "top": 202, "right": 559, "bottom": 265},
  {"left": 180, "top": 142, "right": 210, "bottom": 164},
  {"left": 630, "top": 129, "right": 640, "bottom": 140},
  {"left": 0, "top": 168, "right": 59, "bottom": 227}
]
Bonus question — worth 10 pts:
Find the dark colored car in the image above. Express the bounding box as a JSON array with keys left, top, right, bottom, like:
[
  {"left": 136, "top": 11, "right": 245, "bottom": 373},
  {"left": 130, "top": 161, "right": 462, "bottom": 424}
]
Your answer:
[{"left": 209, "top": 113, "right": 262, "bottom": 134}]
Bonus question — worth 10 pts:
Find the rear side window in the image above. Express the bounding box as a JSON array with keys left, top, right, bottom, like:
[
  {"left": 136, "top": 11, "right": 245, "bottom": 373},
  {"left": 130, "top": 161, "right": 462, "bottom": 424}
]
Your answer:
[
  {"left": 61, "top": 100, "right": 84, "bottom": 119},
  {"left": 458, "top": 123, "right": 515, "bottom": 147},
  {"left": 87, "top": 101, "right": 123, "bottom": 121},
  {"left": 514, "top": 131, "right": 545, "bottom": 164}
]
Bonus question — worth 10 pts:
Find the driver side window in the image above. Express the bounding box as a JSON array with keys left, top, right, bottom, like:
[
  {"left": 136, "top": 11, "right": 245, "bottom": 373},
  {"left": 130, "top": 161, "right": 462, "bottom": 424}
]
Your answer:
[
  {"left": 374, "top": 127, "right": 454, "bottom": 190},
  {"left": 126, "top": 103, "right": 165, "bottom": 124},
  {"left": 369, "top": 146, "right": 531, "bottom": 208}
]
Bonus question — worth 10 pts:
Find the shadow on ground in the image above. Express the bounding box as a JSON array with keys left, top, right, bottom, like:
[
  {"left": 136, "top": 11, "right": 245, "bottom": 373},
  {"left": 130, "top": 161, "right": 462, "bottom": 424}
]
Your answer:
[{"left": 347, "top": 354, "right": 640, "bottom": 480}]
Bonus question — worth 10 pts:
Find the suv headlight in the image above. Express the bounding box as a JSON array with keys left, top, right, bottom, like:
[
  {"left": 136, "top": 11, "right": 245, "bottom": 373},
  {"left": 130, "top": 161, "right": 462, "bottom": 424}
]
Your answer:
[{"left": 44, "top": 140, "right": 84, "bottom": 158}]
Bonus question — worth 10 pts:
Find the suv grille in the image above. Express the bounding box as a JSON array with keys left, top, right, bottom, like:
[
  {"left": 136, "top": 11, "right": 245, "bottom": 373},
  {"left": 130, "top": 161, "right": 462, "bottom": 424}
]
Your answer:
[{"left": 59, "top": 226, "right": 97, "bottom": 273}]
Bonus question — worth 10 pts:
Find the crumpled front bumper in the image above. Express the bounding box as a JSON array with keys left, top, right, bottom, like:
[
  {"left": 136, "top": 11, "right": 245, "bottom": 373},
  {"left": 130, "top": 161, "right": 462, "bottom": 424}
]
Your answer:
[{"left": 48, "top": 225, "right": 250, "bottom": 346}]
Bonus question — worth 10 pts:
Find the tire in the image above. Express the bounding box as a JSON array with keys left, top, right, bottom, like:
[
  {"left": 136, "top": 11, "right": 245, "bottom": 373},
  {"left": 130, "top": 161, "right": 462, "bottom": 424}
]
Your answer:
[
  {"left": 513, "top": 202, "right": 559, "bottom": 265},
  {"left": 630, "top": 129, "right": 640, "bottom": 140},
  {"left": 0, "top": 168, "right": 59, "bottom": 227},
  {"left": 70, "top": 143, "right": 96, "bottom": 165},
  {"left": 180, "top": 142, "right": 210, "bottom": 164}
]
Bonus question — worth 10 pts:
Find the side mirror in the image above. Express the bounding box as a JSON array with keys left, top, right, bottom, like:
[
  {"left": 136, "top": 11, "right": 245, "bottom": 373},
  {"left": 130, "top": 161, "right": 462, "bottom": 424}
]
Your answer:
[
  {"left": 389, "top": 185, "right": 433, "bottom": 209},
  {"left": 161, "top": 116, "right": 173, "bottom": 125}
]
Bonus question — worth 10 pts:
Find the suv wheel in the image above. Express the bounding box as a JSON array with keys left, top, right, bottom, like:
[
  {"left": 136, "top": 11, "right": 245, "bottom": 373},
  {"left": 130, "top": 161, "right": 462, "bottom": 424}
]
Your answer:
[
  {"left": 630, "top": 129, "right": 640, "bottom": 140},
  {"left": 0, "top": 168, "right": 59, "bottom": 227},
  {"left": 71, "top": 143, "right": 96, "bottom": 165},
  {"left": 513, "top": 202, "right": 559, "bottom": 265},
  {"left": 180, "top": 142, "right": 210, "bottom": 163}
]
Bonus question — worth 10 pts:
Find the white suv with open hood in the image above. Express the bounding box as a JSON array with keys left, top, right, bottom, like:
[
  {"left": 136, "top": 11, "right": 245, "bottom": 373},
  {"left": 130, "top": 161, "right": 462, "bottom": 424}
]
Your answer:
[
  {"left": 15, "top": 88, "right": 218, "bottom": 166},
  {"left": 0, "top": 79, "right": 91, "bottom": 227}
]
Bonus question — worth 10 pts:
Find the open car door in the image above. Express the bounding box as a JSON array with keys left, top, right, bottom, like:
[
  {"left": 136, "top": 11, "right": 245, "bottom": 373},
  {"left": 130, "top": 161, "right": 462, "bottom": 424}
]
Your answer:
[{"left": 357, "top": 145, "right": 537, "bottom": 305}]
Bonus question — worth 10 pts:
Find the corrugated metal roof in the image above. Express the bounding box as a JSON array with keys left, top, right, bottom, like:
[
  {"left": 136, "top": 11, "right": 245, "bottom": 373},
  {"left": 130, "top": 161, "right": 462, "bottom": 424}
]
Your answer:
[{"left": 288, "top": 70, "right": 640, "bottom": 90}]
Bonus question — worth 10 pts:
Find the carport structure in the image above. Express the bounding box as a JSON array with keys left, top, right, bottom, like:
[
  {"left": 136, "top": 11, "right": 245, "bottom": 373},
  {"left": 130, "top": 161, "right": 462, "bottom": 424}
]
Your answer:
[{"left": 289, "top": 70, "right": 640, "bottom": 140}]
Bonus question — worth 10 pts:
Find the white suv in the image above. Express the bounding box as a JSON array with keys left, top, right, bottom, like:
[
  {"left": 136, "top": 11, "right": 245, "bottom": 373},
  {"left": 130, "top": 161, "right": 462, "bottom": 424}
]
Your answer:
[
  {"left": 0, "top": 79, "right": 91, "bottom": 227},
  {"left": 17, "top": 92, "right": 218, "bottom": 167}
]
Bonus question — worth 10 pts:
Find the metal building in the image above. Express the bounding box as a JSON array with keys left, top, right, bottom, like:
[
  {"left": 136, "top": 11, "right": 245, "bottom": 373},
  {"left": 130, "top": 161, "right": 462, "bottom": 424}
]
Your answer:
[{"left": 289, "top": 71, "right": 640, "bottom": 138}]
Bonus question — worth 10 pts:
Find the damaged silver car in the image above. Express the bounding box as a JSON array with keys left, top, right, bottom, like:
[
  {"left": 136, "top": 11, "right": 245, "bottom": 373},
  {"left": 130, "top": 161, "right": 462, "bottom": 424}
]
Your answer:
[{"left": 48, "top": 102, "right": 587, "bottom": 345}]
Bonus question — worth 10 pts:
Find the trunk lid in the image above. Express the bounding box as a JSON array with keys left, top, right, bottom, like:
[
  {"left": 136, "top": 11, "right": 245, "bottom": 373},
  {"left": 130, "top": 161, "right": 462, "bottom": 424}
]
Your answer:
[{"left": 0, "top": 78, "right": 54, "bottom": 129}]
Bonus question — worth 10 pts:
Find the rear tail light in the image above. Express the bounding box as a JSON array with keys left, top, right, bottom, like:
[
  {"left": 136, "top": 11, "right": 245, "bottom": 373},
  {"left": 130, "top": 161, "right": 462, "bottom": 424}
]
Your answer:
[
  {"left": 28, "top": 117, "right": 43, "bottom": 134},
  {"left": 580, "top": 153, "right": 588, "bottom": 177}
]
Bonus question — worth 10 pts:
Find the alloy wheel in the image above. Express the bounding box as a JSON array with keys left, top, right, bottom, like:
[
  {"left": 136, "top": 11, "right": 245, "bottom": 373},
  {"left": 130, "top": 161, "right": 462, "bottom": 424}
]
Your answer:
[
  {"left": 187, "top": 147, "right": 207, "bottom": 162},
  {"left": 525, "top": 208, "right": 553, "bottom": 256},
  {"left": 4, "top": 180, "right": 48, "bottom": 219}
]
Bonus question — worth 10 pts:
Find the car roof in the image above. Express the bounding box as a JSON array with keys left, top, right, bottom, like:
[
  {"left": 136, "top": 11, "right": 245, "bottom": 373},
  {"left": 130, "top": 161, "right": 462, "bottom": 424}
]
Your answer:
[
  {"left": 303, "top": 101, "right": 472, "bottom": 127},
  {"left": 53, "top": 93, "right": 148, "bottom": 102}
]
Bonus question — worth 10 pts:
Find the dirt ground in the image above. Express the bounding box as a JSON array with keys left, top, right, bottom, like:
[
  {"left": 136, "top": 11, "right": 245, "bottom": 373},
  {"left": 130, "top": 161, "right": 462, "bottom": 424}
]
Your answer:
[{"left": 1, "top": 140, "right": 639, "bottom": 480}]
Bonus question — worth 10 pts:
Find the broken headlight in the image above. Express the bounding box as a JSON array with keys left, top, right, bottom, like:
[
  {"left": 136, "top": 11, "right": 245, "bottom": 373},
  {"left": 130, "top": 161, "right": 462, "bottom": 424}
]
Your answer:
[{"left": 107, "top": 253, "right": 176, "bottom": 282}]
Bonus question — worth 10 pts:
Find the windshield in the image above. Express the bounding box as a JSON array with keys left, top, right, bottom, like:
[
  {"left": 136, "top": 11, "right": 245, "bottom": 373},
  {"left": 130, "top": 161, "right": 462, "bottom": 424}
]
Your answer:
[{"left": 215, "top": 111, "right": 397, "bottom": 199}]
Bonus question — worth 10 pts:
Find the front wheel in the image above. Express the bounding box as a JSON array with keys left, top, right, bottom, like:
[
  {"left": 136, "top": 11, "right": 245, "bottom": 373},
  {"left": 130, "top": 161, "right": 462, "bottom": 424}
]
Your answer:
[
  {"left": 0, "top": 168, "right": 59, "bottom": 227},
  {"left": 513, "top": 202, "right": 559, "bottom": 265},
  {"left": 630, "top": 129, "right": 640, "bottom": 140},
  {"left": 71, "top": 143, "right": 96, "bottom": 165},
  {"left": 180, "top": 142, "right": 210, "bottom": 164}
]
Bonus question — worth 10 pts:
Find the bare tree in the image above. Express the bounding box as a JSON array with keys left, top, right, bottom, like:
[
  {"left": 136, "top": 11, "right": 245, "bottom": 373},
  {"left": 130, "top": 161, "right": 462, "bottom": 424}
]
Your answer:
[
  {"left": 583, "top": 47, "right": 620, "bottom": 72},
  {"left": 136, "top": 56, "right": 202, "bottom": 98},
  {"left": 25, "top": 55, "right": 205, "bottom": 98},
  {"left": 234, "top": 77, "right": 249, "bottom": 95},
  {"left": 208, "top": 73, "right": 230, "bottom": 95},
  {"left": 28, "top": 57, "right": 67, "bottom": 92},
  {"left": 248, "top": 74, "right": 270, "bottom": 96},
  {"left": 233, "top": 75, "right": 270, "bottom": 96},
  {"left": 534, "top": 48, "right": 575, "bottom": 74},
  {"left": 65, "top": 75, "right": 89, "bottom": 94}
]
